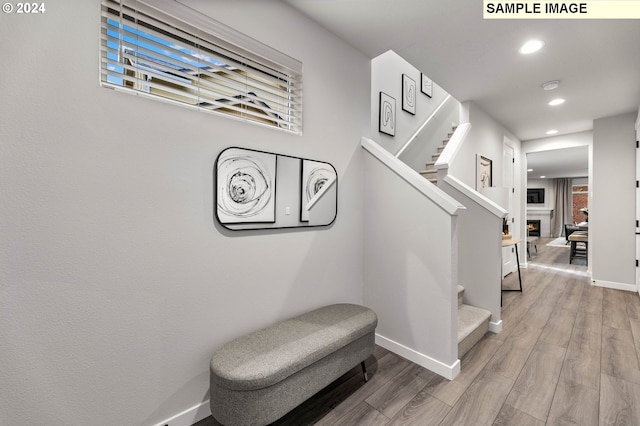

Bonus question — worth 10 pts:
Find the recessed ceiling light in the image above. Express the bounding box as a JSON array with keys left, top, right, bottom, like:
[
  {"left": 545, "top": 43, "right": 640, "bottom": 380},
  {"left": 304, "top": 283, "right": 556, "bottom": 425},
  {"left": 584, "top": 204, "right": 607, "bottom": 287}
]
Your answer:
[
  {"left": 519, "top": 39, "right": 544, "bottom": 54},
  {"left": 540, "top": 175, "right": 546, "bottom": 178},
  {"left": 548, "top": 98, "right": 565, "bottom": 106},
  {"left": 542, "top": 80, "right": 560, "bottom": 90},
  {"left": 546, "top": 129, "right": 559, "bottom": 135},
  {"left": 527, "top": 168, "right": 534, "bottom": 172}
]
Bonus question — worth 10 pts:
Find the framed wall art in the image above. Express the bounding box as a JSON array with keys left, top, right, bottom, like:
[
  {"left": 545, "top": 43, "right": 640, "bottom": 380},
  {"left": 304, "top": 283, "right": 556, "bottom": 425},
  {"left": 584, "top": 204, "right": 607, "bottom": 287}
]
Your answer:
[
  {"left": 216, "top": 147, "right": 277, "bottom": 224},
  {"left": 300, "top": 160, "right": 337, "bottom": 222},
  {"left": 477, "top": 155, "right": 493, "bottom": 190},
  {"left": 402, "top": 74, "right": 416, "bottom": 115},
  {"left": 215, "top": 147, "right": 338, "bottom": 230},
  {"left": 421, "top": 73, "right": 433, "bottom": 98},
  {"left": 379, "top": 91, "right": 396, "bottom": 136}
]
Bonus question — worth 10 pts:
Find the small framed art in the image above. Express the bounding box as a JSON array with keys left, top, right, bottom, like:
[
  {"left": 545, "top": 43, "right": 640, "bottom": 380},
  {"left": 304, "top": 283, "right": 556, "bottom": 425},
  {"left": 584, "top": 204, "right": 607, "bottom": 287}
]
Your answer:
[
  {"left": 379, "top": 91, "right": 396, "bottom": 136},
  {"left": 421, "top": 73, "right": 433, "bottom": 98},
  {"left": 216, "top": 147, "right": 277, "bottom": 224},
  {"left": 402, "top": 74, "right": 416, "bottom": 115}
]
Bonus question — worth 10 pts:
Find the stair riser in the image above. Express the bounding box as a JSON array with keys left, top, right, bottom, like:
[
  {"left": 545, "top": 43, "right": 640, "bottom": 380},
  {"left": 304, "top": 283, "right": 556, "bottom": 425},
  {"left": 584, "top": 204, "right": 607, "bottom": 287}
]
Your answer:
[{"left": 459, "top": 319, "right": 489, "bottom": 358}]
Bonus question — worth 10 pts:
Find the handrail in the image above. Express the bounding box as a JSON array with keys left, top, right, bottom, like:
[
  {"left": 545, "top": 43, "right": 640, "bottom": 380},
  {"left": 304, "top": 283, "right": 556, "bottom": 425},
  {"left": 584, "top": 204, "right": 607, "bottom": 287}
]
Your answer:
[
  {"left": 395, "top": 95, "right": 453, "bottom": 158},
  {"left": 442, "top": 175, "right": 507, "bottom": 218},
  {"left": 361, "top": 137, "right": 465, "bottom": 216},
  {"left": 434, "top": 123, "right": 471, "bottom": 170},
  {"left": 431, "top": 123, "right": 507, "bottom": 218}
]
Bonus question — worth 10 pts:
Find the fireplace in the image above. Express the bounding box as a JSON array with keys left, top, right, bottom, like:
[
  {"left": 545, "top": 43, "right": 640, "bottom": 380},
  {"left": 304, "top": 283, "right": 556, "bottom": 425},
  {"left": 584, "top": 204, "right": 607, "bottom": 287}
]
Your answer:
[{"left": 527, "top": 220, "right": 541, "bottom": 237}]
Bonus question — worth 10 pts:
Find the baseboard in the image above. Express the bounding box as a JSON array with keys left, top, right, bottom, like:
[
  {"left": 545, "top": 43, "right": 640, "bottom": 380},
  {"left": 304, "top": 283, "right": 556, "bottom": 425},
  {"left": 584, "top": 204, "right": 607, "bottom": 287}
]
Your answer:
[
  {"left": 489, "top": 320, "right": 502, "bottom": 333},
  {"left": 592, "top": 279, "right": 637, "bottom": 292},
  {"left": 152, "top": 400, "right": 210, "bottom": 426},
  {"left": 375, "top": 333, "right": 460, "bottom": 380}
]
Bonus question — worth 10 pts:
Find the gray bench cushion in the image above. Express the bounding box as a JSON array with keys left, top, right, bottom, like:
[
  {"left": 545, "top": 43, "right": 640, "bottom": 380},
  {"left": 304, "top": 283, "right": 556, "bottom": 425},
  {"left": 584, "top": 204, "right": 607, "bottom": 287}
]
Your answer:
[{"left": 210, "top": 303, "right": 377, "bottom": 391}]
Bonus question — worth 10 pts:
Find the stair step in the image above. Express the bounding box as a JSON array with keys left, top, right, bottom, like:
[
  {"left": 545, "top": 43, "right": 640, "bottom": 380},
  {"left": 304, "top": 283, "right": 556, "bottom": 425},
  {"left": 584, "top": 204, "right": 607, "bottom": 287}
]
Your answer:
[
  {"left": 420, "top": 169, "right": 437, "bottom": 179},
  {"left": 425, "top": 161, "right": 436, "bottom": 168},
  {"left": 432, "top": 153, "right": 440, "bottom": 161},
  {"left": 458, "top": 303, "right": 491, "bottom": 358},
  {"left": 457, "top": 285, "right": 464, "bottom": 307},
  {"left": 437, "top": 145, "right": 446, "bottom": 153}
]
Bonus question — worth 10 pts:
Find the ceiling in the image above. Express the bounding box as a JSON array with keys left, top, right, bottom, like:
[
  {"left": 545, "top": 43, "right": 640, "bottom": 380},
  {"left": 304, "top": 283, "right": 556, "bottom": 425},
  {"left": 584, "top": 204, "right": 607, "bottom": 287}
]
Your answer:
[
  {"left": 283, "top": 0, "right": 640, "bottom": 143},
  {"left": 526, "top": 146, "right": 589, "bottom": 179}
]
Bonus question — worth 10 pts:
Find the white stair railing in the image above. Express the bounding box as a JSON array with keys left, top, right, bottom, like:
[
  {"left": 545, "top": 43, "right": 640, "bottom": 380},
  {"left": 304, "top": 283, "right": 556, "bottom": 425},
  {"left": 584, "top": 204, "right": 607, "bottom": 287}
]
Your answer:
[{"left": 361, "top": 136, "right": 466, "bottom": 379}]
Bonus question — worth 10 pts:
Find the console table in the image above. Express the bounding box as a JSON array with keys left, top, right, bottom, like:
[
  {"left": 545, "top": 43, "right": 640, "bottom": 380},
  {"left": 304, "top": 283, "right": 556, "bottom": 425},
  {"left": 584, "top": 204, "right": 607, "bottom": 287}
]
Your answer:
[{"left": 501, "top": 237, "right": 522, "bottom": 305}]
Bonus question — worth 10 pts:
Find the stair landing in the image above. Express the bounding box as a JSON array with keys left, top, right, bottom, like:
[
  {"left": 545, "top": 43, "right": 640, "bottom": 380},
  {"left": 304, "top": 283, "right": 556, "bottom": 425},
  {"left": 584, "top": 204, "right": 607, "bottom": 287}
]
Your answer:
[{"left": 457, "top": 285, "right": 491, "bottom": 358}]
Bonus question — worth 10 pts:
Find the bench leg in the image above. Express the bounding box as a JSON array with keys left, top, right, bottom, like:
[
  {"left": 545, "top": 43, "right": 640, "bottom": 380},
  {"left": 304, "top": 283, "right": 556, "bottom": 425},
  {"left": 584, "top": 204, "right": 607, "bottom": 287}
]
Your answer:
[{"left": 361, "top": 361, "right": 368, "bottom": 382}]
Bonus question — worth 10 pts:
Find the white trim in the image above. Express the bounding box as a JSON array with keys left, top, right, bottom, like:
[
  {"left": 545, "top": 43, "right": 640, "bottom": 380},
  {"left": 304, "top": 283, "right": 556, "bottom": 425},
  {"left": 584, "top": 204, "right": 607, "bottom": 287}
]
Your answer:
[
  {"left": 489, "top": 320, "right": 503, "bottom": 333},
  {"left": 152, "top": 400, "right": 210, "bottom": 426},
  {"left": 361, "top": 137, "right": 465, "bottom": 216},
  {"left": 396, "top": 95, "right": 453, "bottom": 158},
  {"left": 592, "top": 279, "right": 637, "bottom": 292},
  {"left": 375, "top": 334, "right": 460, "bottom": 380},
  {"left": 434, "top": 122, "right": 472, "bottom": 170},
  {"left": 442, "top": 175, "right": 508, "bottom": 219},
  {"left": 149, "top": 0, "right": 302, "bottom": 72}
]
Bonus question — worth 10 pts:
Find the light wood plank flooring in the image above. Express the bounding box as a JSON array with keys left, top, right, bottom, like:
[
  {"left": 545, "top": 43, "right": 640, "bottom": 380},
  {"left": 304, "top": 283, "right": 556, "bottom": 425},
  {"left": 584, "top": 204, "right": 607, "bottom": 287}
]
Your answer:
[{"left": 196, "top": 238, "right": 640, "bottom": 425}]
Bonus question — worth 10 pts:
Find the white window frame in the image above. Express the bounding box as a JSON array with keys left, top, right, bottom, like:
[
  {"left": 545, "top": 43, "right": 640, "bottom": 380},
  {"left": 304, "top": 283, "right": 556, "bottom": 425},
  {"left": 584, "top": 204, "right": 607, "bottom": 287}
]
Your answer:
[{"left": 100, "top": 0, "right": 303, "bottom": 134}]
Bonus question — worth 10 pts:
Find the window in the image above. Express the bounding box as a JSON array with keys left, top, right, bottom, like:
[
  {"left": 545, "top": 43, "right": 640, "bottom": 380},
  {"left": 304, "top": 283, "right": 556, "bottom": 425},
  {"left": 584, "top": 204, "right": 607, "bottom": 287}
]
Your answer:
[
  {"left": 100, "top": 0, "right": 303, "bottom": 133},
  {"left": 572, "top": 184, "right": 588, "bottom": 224}
]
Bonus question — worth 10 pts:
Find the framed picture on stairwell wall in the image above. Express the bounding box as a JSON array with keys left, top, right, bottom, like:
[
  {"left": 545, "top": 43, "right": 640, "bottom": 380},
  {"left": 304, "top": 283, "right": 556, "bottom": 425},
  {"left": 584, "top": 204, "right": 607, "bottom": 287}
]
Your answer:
[
  {"left": 477, "top": 155, "right": 492, "bottom": 190},
  {"left": 378, "top": 91, "right": 396, "bottom": 136},
  {"left": 402, "top": 74, "right": 416, "bottom": 115},
  {"left": 421, "top": 73, "right": 433, "bottom": 98}
]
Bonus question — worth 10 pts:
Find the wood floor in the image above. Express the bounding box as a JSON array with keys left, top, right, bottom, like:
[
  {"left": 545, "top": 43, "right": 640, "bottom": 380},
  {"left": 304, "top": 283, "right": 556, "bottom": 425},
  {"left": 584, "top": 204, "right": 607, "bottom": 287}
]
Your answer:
[{"left": 196, "top": 238, "right": 640, "bottom": 426}]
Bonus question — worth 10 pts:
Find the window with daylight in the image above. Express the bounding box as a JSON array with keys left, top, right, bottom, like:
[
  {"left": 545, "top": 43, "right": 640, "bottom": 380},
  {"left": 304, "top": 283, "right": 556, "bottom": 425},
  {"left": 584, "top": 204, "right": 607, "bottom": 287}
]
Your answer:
[
  {"left": 572, "top": 184, "right": 588, "bottom": 224},
  {"left": 100, "top": 0, "right": 303, "bottom": 133}
]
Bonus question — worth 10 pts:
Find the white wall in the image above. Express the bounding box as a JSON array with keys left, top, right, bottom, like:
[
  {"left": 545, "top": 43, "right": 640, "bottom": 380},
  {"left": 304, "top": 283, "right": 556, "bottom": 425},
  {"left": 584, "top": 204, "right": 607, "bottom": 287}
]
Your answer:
[
  {"left": 0, "top": 1, "right": 371, "bottom": 425},
  {"left": 637, "top": 107, "right": 640, "bottom": 294},
  {"left": 452, "top": 102, "right": 523, "bottom": 253},
  {"left": 371, "top": 51, "right": 450, "bottom": 155},
  {"left": 592, "top": 112, "right": 637, "bottom": 289},
  {"left": 362, "top": 148, "right": 460, "bottom": 376},
  {"left": 451, "top": 102, "right": 520, "bottom": 189},
  {"left": 523, "top": 131, "right": 592, "bottom": 154}
]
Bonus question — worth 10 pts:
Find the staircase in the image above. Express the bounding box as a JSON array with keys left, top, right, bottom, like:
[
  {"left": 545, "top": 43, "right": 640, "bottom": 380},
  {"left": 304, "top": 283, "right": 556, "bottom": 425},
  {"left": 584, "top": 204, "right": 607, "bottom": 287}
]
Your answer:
[
  {"left": 419, "top": 127, "right": 456, "bottom": 185},
  {"left": 412, "top": 126, "right": 492, "bottom": 359},
  {"left": 457, "top": 285, "right": 491, "bottom": 358}
]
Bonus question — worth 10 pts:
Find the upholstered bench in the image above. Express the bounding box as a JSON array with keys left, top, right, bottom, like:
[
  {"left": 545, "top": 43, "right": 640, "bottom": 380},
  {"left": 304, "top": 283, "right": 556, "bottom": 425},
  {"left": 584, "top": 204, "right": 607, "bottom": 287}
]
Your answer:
[{"left": 209, "top": 303, "right": 378, "bottom": 426}]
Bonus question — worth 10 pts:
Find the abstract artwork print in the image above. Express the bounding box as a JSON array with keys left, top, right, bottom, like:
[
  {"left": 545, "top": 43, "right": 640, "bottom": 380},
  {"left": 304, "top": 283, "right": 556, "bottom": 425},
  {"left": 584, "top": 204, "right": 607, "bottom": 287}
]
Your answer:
[
  {"left": 379, "top": 92, "right": 396, "bottom": 136},
  {"left": 216, "top": 148, "right": 277, "bottom": 223},
  {"left": 402, "top": 74, "right": 416, "bottom": 115},
  {"left": 300, "top": 160, "right": 336, "bottom": 222}
]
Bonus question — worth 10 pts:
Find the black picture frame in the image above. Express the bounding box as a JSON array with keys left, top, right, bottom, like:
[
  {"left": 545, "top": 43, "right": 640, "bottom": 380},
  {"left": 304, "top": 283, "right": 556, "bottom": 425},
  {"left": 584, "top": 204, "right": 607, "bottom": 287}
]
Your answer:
[
  {"left": 300, "top": 159, "right": 337, "bottom": 222},
  {"left": 215, "top": 147, "right": 277, "bottom": 224},
  {"left": 402, "top": 74, "right": 416, "bottom": 115},
  {"left": 527, "top": 188, "right": 545, "bottom": 204},
  {"left": 215, "top": 147, "right": 338, "bottom": 231},
  {"left": 378, "top": 91, "right": 396, "bottom": 136},
  {"left": 421, "top": 73, "right": 433, "bottom": 98}
]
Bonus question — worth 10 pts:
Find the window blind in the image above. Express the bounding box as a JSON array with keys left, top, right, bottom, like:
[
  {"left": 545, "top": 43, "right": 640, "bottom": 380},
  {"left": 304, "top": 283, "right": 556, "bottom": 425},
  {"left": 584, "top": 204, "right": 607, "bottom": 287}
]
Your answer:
[{"left": 100, "top": 0, "right": 303, "bottom": 134}]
